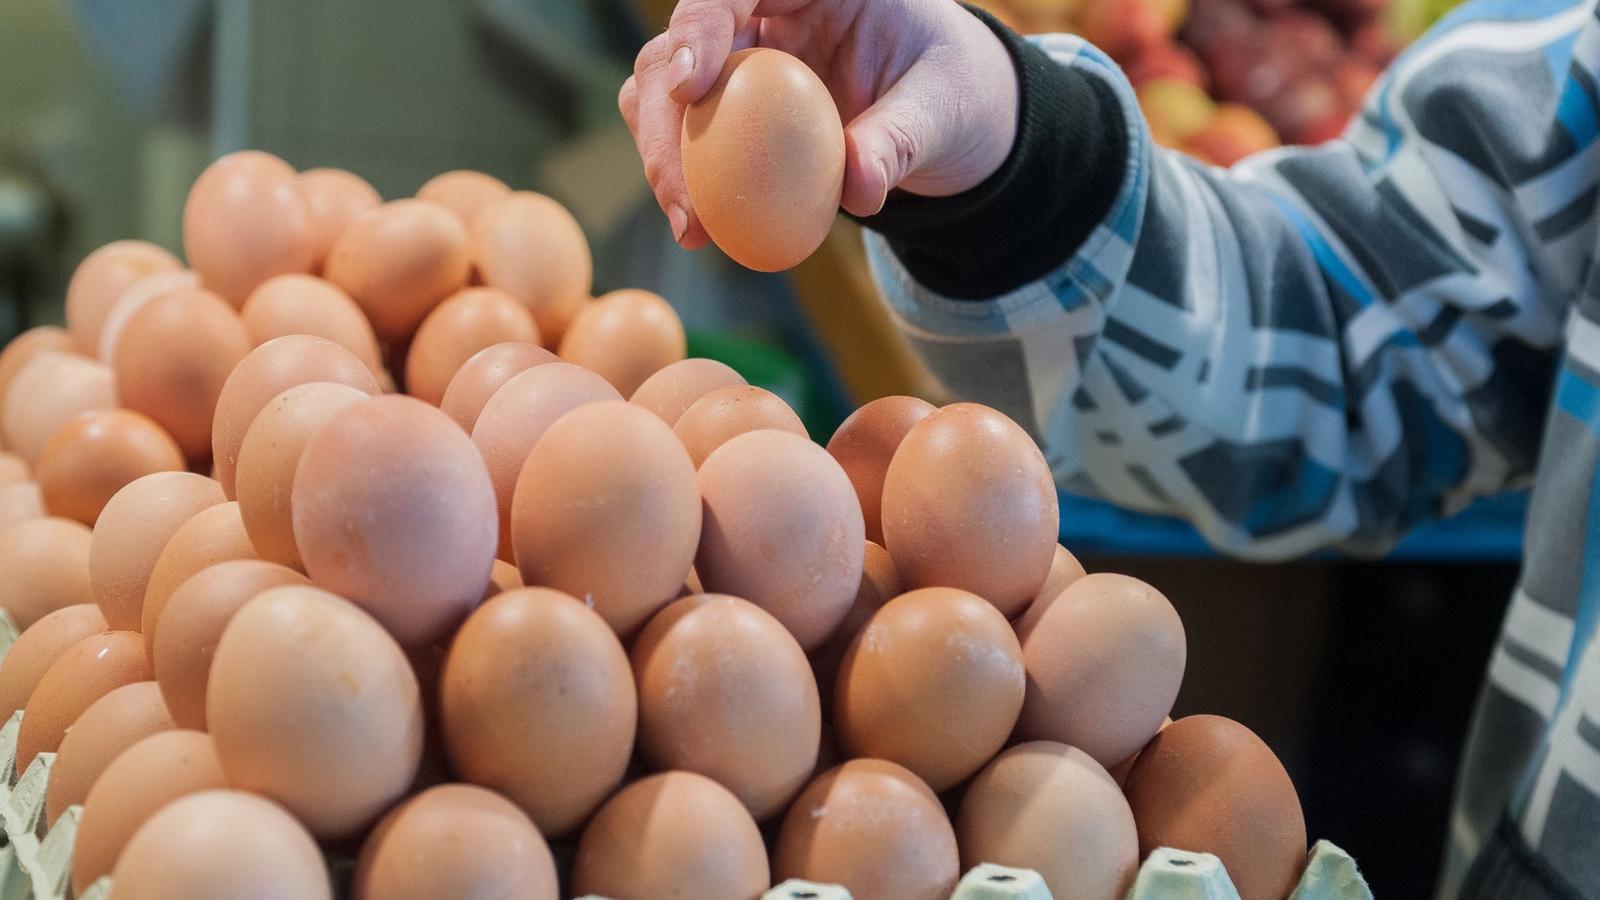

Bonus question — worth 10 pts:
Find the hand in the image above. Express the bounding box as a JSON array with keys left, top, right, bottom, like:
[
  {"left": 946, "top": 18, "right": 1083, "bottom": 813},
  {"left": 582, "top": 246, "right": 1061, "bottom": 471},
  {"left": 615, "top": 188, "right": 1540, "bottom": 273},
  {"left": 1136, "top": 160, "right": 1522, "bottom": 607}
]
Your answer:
[{"left": 620, "top": 0, "right": 1021, "bottom": 248}]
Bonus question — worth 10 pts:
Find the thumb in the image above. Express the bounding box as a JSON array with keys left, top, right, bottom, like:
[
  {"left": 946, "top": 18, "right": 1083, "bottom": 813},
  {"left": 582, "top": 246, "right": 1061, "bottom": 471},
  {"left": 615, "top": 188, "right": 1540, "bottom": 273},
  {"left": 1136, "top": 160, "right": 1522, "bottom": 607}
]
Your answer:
[{"left": 841, "top": 84, "right": 937, "bottom": 218}]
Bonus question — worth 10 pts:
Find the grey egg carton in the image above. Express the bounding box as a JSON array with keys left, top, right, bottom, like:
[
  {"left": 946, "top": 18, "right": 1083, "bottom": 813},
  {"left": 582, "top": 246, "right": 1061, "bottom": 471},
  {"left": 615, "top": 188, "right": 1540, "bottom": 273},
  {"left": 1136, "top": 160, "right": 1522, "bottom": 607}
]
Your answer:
[{"left": 0, "top": 608, "right": 1370, "bottom": 900}]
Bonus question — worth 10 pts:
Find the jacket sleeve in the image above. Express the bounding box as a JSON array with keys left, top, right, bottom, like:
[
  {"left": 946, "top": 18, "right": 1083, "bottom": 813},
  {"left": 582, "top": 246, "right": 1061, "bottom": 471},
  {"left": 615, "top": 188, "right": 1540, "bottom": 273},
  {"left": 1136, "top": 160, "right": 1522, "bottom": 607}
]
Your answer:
[{"left": 863, "top": 1, "right": 1600, "bottom": 560}]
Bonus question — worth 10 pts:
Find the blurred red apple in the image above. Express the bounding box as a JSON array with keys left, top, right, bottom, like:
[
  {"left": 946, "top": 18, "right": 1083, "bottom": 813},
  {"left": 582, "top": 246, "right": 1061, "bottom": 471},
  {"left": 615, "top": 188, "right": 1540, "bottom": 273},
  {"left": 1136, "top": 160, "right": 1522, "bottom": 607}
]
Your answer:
[
  {"left": 1078, "top": 0, "right": 1170, "bottom": 60},
  {"left": 1184, "top": 103, "right": 1279, "bottom": 165},
  {"left": 1183, "top": 0, "right": 1259, "bottom": 58},
  {"left": 1334, "top": 58, "right": 1380, "bottom": 108},
  {"left": 1125, "top": 41, "right": 1210, "bottom": 89},
  {"left": 1306, "top": 0, "right": 1385, "bottom": 29},
  {"left": 1263, "top": 10, "right": 1343, "bottom": 66},
  {"left": 1258, "top": 74, "right": 1343, "bottom": 144},
  {"left": 1350, "top": 22, "right": 1400, "bottom": 66}
]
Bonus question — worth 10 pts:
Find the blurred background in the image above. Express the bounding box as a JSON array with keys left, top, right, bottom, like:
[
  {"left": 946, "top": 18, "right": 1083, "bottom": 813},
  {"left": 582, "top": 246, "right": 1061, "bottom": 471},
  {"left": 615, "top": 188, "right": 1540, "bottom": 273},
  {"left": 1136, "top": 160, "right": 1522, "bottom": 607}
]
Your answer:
[{"left": 0, "top": 0, "right": 1508, "bottom": 895}]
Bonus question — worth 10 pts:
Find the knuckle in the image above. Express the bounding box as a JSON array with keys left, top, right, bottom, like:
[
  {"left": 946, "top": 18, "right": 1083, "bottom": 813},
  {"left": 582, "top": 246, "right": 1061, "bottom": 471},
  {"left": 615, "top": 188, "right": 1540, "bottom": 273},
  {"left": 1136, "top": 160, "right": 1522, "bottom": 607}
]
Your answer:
[{"left": 635, "top": 33, "right": 672, "bottom": 77}]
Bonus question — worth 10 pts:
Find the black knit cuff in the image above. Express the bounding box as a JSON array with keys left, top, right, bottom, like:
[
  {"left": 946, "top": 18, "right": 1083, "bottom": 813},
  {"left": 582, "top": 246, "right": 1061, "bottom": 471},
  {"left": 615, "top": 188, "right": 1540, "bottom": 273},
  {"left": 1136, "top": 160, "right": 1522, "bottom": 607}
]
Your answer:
[{"left": 852, "top": 6, "right": 1128, "bottom": 300}]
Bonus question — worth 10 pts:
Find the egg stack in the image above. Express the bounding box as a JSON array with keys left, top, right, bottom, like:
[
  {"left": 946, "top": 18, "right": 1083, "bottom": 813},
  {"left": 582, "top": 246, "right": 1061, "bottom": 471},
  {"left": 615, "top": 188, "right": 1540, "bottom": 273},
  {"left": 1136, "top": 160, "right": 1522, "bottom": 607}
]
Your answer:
[{"left": 0, "top": 151, "right": 1312, "bottom": 900}]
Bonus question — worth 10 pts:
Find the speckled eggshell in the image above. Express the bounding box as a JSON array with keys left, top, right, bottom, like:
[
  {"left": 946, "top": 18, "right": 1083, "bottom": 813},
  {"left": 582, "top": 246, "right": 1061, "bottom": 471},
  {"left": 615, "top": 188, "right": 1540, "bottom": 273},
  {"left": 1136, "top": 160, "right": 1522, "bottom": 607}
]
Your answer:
[
  {"left": 558, "top": 289, "right": 687, "bottom": 397},
  {"left": 295, "top": 168, "right": 382, "bottom": 272},
  {"left": 1013, "top": 544, "right": 1089, "bottom": 641},
  {"left": 834, "top": 586, "right": 1024, "bottom": 791},
  {"left": 1, "top": 351, "right": 116, "bottom": 464},
  {"left": 471, "top": 192, "right": 592, "bottom": 346},
  {"left": 109, "top": 790, "right": 332, "bottom": 900},
  {"left": 353, "top": 783, "right": 559, "bottom": 900},
  {"left": 71, "top": 729, "right": 228, "bottom": 896},
  {"left": 405, "top": 287, "right": 540, "bottom": 405},
  {"left": 140, "top": 502, "right": 257, "bottom": 657},
  {"left": 36, "top": 409, "right": 185, "bottom": 525},
  {"left": 774, "top": 759, "right": 959, "bottom": 900},
  {"left": 881, "top": 403, "right": 1058, "bottom": 617},
  {"left": 957, "top": 741, "right": 1138, "bottom": 900},
  {"left": 826, "top": 395, "right": 936, "bottom": 545},
  {"left": 440, "top": 588, "right": 635, "bottom": 837},
  {"left": 695, "top": 429, "right": 863, "bottom": 650},
  {"left": 324, "top": 199, "right": 472, "bottom": 342},
  {"left": 240, "top": 274, "right": 385, "bottom": 377},
  {"left": 183, "top": 151, "right": 316, "bottom": 305},
  {"left": 417, "top": 170, "right": 511, "bottom": 226},
  {"left": 1123, "top": 715, "right": 1308, "bottom": 900},
  {"left": 211, "top": 334, "right": 380, "bottom": 498},
  {"left": 439, "top": 342, "right": 558, "bottom": 433},
  {"left": 629, "top": 358, "right": 747, "bottom": 427},
  {"left": 0, "top": 327, "right": 74, "bottom": 420},
  {"left": 65, "top": 241, "right": 183, "bottom": 355},
  {"left": 472, "top": 362, "right": 620, "bottom": 560},
  {"left": 572, "top": 771, "right": 769, "bottom": 900},
  {"left": 293, "top": 395, "right": 497, "bottom": 646},
  {"left": 234, "top": 382, "right": 369, "bottom": 570},
  {"left": 17, "top": 630, "right": 149, "bottom": 775},
  {"left": 1016, "top": 572, "right": 1186, "bottom": 767},
  {"left": 0, "top": 482, "right": 43, "bottom": 532},
  {"left": 207, "top": 586, "right": 424, "bottom": 838},
  {"left": 674, "top": 384, "right": 807, "bottom": 468},
  {"left": 0, "top": 516, "right": 93, "bottom": 629},
  {"left": 44, "top": 680, "right": 174, "bottom": 826},
  {"left": 511, "top": 401, "right": 699, "bottom": 637},
  {"left": 810, "top": 540, "right": 901, "bottom": 711},
  {"left": 0, "top": 604, "right": 106, "bottom": 723},
  {"left": 632, "top": 594, "right": 820, "bottom": 820},
  {"left": 152, "top": 559, "right": 308, "bottom": 729},
  {"left": 90, "top": 472, "right": 225, "bottom": 632}
]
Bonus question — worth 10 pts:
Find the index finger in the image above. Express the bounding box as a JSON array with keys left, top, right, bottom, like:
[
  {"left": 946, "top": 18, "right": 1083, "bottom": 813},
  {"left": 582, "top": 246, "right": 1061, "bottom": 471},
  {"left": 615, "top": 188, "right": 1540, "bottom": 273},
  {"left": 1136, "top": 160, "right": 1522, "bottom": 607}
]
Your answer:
[{"left": 664, "top": 0, "right": 762, "bottom": 103}]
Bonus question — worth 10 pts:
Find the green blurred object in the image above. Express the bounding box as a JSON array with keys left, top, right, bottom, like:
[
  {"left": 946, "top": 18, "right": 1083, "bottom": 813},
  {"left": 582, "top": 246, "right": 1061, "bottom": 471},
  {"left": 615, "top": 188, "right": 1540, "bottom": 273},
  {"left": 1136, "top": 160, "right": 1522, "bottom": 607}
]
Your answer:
[{"left": 685, "top": 329, "right": 838, "bottom": 441}]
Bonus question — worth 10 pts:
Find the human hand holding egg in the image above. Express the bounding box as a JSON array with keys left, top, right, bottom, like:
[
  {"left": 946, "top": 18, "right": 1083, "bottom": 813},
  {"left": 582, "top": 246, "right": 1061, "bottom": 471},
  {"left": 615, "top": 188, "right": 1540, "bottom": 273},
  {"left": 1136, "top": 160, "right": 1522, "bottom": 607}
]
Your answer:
[{"left": 620, "top": 0, "right": 1021, "bottom": 268}]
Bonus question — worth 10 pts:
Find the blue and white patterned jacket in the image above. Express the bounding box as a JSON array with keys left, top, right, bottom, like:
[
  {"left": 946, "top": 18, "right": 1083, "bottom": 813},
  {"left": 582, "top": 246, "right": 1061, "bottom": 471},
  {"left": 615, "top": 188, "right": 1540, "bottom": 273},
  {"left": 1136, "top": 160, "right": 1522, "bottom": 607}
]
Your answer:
[{"left": 866, "top": 1, "right": 1600, "bottom": 895}]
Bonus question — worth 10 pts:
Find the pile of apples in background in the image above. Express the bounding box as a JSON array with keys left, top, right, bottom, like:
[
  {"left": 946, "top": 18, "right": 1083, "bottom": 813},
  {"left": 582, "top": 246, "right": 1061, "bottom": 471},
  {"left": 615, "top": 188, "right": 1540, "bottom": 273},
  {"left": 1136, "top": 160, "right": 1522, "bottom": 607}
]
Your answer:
[{"left": 972, "top": 0, "right": 1456, "bottom": 165}]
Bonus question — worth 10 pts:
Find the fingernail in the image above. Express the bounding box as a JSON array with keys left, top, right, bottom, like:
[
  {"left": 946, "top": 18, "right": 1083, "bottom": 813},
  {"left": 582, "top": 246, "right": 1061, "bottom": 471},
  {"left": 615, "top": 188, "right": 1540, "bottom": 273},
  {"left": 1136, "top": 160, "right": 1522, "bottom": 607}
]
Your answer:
[
  {"left": 667, "top": 204, "right": 688, "bottom": 242},
  {"left": 872, "top": 160, "right": 890, "bottom": 215},
  {"left": 668, "top": 46, "right": 695, "bottom": 91}
]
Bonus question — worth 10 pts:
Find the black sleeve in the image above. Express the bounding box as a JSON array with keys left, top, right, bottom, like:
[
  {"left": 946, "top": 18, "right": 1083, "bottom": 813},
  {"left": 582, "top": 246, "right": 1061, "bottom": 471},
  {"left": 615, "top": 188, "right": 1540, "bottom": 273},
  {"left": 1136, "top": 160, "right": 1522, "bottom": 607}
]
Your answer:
[{"left": 850, "top": 7, "right": 1129, "bottom": 301}]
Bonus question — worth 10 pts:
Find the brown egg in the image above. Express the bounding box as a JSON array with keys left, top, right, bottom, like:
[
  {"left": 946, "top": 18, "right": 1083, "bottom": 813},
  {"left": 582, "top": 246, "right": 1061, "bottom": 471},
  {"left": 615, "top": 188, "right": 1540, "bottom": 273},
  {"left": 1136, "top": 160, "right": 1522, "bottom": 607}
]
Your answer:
[
  {"left": 295, "top": 395, "right": 496, "bottom": 646},
  {"left": 110, "top": 789, "right": 332, "bottom": 900},
  {"left": 0, "top": 326, "right": 73, "bottom": 419},
  {"left": 472, "top": 362, "right": 620, "bottom": 558},
  {"left": 90, "top": 472, "right": 226, "bottom": 631},
  {"left": 211, "top": 335, "right": 380, "bottom": 497},
  {"left": 472, "top": 192, "right": 592, "bottom": 346},
  {"left": 183, "top": 151, "right": 316, "bottom": 305},
  {"left": 682, "top": 49, "right": 845, "bottom": 272},
  {"left": 0, "top": 451, "right": 27, "bottom": 487},
  {"left": 957, "top": 742, "right": 1137, "bottom": 900},
  {"left": 325, "top": 199, "right": 472, "bottom": 342},
  {"left": 1123, "top": 715, "right": 1308, "bottom": 900},
  {"left": 417, "top": 170, "right": 511, "bottom": 226},
  {"left": 826, "top": 395, "right": 936, "bottom": 545},
  {"left": 0, "top": 516, "right": 93, "bottom": 629},
  {"left": 572, "top": 771, "right": 769, "bottom": 900},
  {"left": 835, "top": 587, "right": 1023, "bottom": 791},
  {"left": 633, "top": 594, "right": 820, "bottom": 819},
  {"left": 775, "top": 759, "right": 958, "bottom": 900},
  {"left": 1, "top": 351, "right": 116, "bottom": 464},
  {"left": 240, "top": 274, "right": 385, "bottom": 376},
  {"left": 0, "top": 481, "right": 43, "bottom": 532},
  {"left": 882, "top": 403, "right": 1058, "bottom": 617},
  {"left": 440, "top": 342, "right": 558, "bottom": 433},
  {"left": 72, "top": 729, "right": 228, "bottom": 895},
  {"left": 406, "top": 287, "right": 540, "bottom": 405},
  {"left": 141, "top": 501, "right": 257, "bottom": 655},
  {"left": 1107, "top": 717, "right": 1169, "bottom": 787},
  {"left": 36, "top": 409, "right": 185, "bottom": 525},
  {"left": 0, "top": 604, "right": 106, "bottom": 722},
  {"left": 675, "top": 384, "right": 807, "bottom": 468},
  {"left": 295, "top": 168, "right": 382, "bottom": 271},
  {"left": 558, "top": 289, "right": 686, "bottom": 397},
  {"left": 235, "top": 382, "right": 369, "bottom": 569},
  {"left": 1013, "top": 544, "right": 1089, "bottom": 640},
  {"left": 440, "top": 588, "right": 634, "bottom": 836},
  {"left": 96, "top": 269, "right": 200, "bottom": 363},
  {"left": 512, "top": 401, "right": 699, "bottom": 636},
  {"left": 1016, "top": 573, "right": 1185, "bottom": 767},
  {"left": 811, "top": 540, "right": 901, "bottom": 708},
  {"left": 65, "top": 241, "right": 183, "bottom": 354},
  {"left": 353, "top": 783, "right": 558, "bottom": 900},
  {"left": 112, "top": 287, "right": 252, "bottom": 461},
  {"left": 208, "top": 585, "right": 423, "bottom": 838},
  {"left": 45, "top": 681, "right": 174, "bottom": 826},
  {"left": 630, "top": 357, "right": 747, "bottom": 427},
  {"left": 17, "top": 630, "right": 149, "bottom": 775},
  {"left": 696, "top": 429, "right": 863, "bottom": 650},
  {"left": 152, "top": 560, "right": 308, "bottom": 729},
  {"left": 486, "top": 558, "right": 522, "bottom": 597}
]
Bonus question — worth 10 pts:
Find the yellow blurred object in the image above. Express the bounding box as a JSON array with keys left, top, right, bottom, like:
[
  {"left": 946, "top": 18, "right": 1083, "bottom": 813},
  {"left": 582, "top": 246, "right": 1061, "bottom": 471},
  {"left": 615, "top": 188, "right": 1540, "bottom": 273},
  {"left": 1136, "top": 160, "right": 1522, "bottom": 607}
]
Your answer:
[{"left": 1137, "top": 79, "right": 1215, "bottom": 148}]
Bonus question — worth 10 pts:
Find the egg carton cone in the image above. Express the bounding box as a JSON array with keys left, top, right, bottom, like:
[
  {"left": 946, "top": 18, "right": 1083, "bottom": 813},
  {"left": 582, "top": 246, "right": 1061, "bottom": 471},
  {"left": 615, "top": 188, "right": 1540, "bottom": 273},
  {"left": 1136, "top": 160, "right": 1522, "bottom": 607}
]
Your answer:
[
  {"left": 0, "top": 748, "right": 78, "bottom": 900},
  {"left": 0, "top": 713, "right": 22, "bottom": 814},
  {"left": 764, "top": 879, "right": 855, "bottom": 900},
  {"left": 0, "top": 613, "right": 17, "bottom": 662}
]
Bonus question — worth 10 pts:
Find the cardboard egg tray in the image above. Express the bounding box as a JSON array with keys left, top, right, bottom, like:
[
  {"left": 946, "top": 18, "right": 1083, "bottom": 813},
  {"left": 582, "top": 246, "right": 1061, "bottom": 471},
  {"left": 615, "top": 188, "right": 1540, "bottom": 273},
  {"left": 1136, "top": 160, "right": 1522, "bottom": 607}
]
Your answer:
[{"left": 0, "top": 609, "right": 1371, "bottom": 900}]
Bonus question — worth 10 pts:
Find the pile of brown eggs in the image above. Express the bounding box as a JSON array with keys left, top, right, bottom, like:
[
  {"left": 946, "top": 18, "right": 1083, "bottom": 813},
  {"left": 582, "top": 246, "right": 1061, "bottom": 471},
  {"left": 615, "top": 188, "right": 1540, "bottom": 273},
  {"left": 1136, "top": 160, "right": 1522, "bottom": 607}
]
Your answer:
[{"left": 0, "top": 151, "right": 1311, "bottom": 900}]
